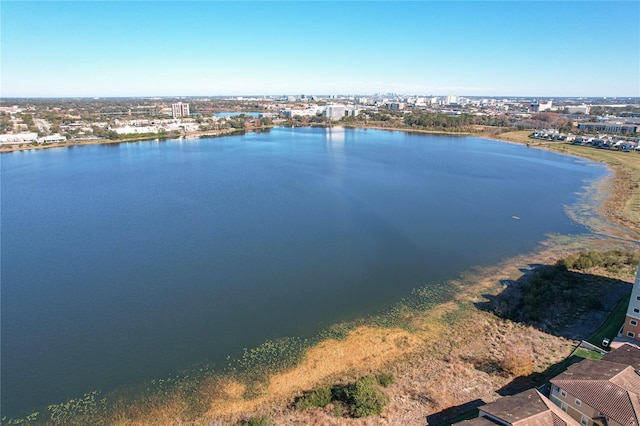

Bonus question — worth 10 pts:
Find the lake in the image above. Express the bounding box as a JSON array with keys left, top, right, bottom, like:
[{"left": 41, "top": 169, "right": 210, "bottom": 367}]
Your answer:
[{"left": 0, "top": 127, "right": 605, "bottom": 417}]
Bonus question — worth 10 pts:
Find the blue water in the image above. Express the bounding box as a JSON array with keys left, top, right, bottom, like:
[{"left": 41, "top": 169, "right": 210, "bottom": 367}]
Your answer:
[{"left": 0, "top": 127, "right": 605, "bottom": 416}]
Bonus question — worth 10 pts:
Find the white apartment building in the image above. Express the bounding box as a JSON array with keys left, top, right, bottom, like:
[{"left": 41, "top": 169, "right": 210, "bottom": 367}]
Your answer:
[
  {"left": 531, "top": 100, "right": 553, "bottom": 112},
  {"left": 325, "top": 105, "right": 346, "bottom": 121},
  {"left": 445, "top": 95, "right": 458, "bottom": 105},
  {"left": 0, "top": 132, "right": 39, "bottom": 144},
  {"left": 171, "top": 102, "right": 190, "bottom": 118},
  {"left": 566, "top": 105, "right": 591, "bottom": 115}
]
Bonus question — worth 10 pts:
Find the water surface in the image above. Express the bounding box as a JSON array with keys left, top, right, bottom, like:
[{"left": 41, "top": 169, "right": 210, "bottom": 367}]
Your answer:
[{"left": 1, "top": 127, "right": 605, "bottom": 416}]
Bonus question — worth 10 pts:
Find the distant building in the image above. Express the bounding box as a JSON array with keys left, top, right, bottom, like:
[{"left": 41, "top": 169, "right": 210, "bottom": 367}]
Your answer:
[
  {"left": 99, "top": 105, "right": 160, "bottom": 118},
  {"left": 325, "top": 105, "right": 346, "bottom": 121},
  {"left": 577, "top": 122, "right": 638, "bottom": 134},
  {"left": 445, "top": 95, "right": 458, "bottom": 105},
  {"left": 566, "top": 105, "right": 591, "bottom": 115},
  {"left": 531, "top": 100, "right": 553, "bottom": 112},
  {"left": 38, "top": 133, "right": 66, "bottom": 144},
  {"left": 171, "top": 102, "right": 190, "bottom": 118},
  {"left": 388, "top": 102, "right": 405, "bottom": 111},
  {"left": 0, "top": 132, "right": 39, "bottom": 144},
  {"left": 114, "top": 126, "right": 159, "bottom": 135}
]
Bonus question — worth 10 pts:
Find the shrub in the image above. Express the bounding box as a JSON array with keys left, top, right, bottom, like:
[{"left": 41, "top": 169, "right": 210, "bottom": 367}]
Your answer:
[
  {"left": 238, "top": 415, "right": 274, "bottom": 426},
  {"left": 346, "top": 375, "right": 390, "bottom": 418},
  {"left": 294, "top": 376, "right": 390, "bottom": 418},
  {"left": 501, "top": 344, "right": 533, "bottom": 377},
  {"left": 295, "top": 385, "right": 332, "bottom": 410},
  {"left": 376, "top": 372, "right": 395, "bottom": 387}
]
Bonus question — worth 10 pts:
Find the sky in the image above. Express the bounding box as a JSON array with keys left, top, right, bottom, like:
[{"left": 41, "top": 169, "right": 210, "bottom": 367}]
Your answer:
[{"left": 1, "top": 1, "right": 639, "bottom": 98}]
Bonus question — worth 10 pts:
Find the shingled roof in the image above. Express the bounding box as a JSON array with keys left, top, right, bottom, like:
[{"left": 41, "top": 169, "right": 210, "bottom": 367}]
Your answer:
[
  {"left": 603, "top": 343, "right": 640, "bottom": 371},
  {"left": 478, "top": 389, "right": 580, "bottom": 426},
  {"left": 550, "top": 359, "right": 640, "bottom": 426}
]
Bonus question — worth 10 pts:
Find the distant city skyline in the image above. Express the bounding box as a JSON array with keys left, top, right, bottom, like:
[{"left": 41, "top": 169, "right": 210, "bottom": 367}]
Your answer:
[{"left": 2, "top": 1, "right": 639, "bottom": 98}]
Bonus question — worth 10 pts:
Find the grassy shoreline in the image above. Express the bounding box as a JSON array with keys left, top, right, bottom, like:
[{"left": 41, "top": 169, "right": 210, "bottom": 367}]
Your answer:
[{"left": 3, "top": 126, "right": 640, "bottom": 425}]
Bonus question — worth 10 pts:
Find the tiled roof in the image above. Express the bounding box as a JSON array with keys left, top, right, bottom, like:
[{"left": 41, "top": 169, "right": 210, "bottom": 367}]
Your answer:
[
  {"left": 454, "top": 417, "right": 500, "bottom": 426},
  {"left": 478, "top": 389, "right": 580, "bottom": 426},
  {"left": 551, "top": 359, "right": 640, "bottom": 426},
  {"left": 480, "top": 389, "right": 549, "bottom": 424},
  {"left": 603, "top": 343, "right": 640, "bottom": 370}
]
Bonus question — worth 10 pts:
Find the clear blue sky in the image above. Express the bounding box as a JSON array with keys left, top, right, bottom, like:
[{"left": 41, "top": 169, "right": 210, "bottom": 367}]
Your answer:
[{"left": 2, "top": 1, "right": 639, "bottom": 97}]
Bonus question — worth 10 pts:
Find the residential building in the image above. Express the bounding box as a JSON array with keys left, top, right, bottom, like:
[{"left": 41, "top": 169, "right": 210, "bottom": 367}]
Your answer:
[
  {"left": 531, "top": 100, "right": 553, "bottom": 112},
  {"left": 602, "top": 343, "right": 640, "bottom": 369},
  {"left": 455, "top": 389, "right": 580, "bottom": 426},
  {"left": 621, "top": 266, "right": 640, "bottom": 343},
  {"left": 0, "top": 132, "right": 38, "bottom": 144},
  {"left": 171, "top": 102, "right": 190, "bottom": 118},
  {"left": 577, "top": 123, "right": 638, "bottom": 134},
  {"left": 113, "top": 126, "right": 160, "bottom": 135},
  {"left": 38, "top": 133, "right": 66, "bottom": 143},
  {"left": 549, "top": 358, "right": 640, "bottom": 426},
  {"left": 446, "top": 95, "right": 458, "bottom": 105},
  {"left": 566, "top": 105, "right": 591, "bottom": 115},
  {"left": 325, "top": 104, "right": 346, "bottom": 121}
]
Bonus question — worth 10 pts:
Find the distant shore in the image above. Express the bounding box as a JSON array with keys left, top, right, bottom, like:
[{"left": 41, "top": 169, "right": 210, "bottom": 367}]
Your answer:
[
  {"left": 2, "top": 124, "right": 637, "bottom": 238},
  {"left": 0, "top": 126, "right": 272, "bottom": 154}
]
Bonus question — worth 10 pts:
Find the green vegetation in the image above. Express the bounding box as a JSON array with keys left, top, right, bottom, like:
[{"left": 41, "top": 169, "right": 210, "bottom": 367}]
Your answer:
[
  {"left": 47, "top": 391, "right": 107, "bottom": 426},
  {"left": 295, "top": 385, "right": 333, "bottom": 410},
  {"left": 237, "top": 415, "right": 275, "bottom": 426},
  {"left": 573, "top": 347, "right": 603, "bottom": 360},
  {"left": 346, "top": 375, "right": 390, "bottom": 417},
  {"left": 586, "top": 293, "right": 631, "bottom": 347},
  {"left": 230, "top": 337, "right": 308, "bottom": 384},
  {"left": 404, "top": 112, "right": 509, "bottom": 131},
  {"left": 491, "top": 249, "right": 638, "bottom": 331},
  {"left": 558, "top": 249, "right": 640, "bottom": 274},
  {"left": 376, "top": 372, "right": 395, "bottom": 387},
  {"left": 295, "top": 374, "right": 391, "bottom": 418}
]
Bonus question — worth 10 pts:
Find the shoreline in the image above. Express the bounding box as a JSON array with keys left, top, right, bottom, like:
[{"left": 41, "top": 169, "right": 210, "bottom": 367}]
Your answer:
[
  {"left": 0, "top": 126, "right": 273, "bottom": 154},
  {"left": 3, "top": 125, "right": 639, "bottom": 424}
]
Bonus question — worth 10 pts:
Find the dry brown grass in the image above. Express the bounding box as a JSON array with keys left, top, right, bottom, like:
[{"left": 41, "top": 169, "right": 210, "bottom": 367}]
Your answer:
[
  {"left": 204, "top": 326, "right": 423, "bottom": 420},
  {"left": 501, "top": 344, "right": 534, "bottom": 377}
]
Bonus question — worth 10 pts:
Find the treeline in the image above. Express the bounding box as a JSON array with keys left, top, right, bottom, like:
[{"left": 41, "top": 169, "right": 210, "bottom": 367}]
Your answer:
[{"left": 403, "top": 112, "right": 510, "bottom": 131}]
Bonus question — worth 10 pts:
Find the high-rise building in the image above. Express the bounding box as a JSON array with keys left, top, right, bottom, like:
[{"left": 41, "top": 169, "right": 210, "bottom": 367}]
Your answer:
[
  {"left": 171, "top": 102, "right": 190, "bottom": 118},
  {"left": 325, "top": 105, "right": 346, "bottom": 121}
]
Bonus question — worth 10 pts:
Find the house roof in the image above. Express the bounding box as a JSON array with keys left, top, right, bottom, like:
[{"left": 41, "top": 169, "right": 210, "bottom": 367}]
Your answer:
[
  {"left": 550, "top": 359, "right": 640, "bottom": 426},
  {"left": 454, "top": 417, "right": 500, "bottom": 426},
  {"left": 478, "top": 389, "right": 580, "bottom": 426}
]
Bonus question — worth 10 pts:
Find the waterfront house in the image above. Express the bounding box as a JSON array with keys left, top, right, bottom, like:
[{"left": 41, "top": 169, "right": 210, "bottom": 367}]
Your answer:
[
  {"left": 549, "top": 359, "right": 640, "bottom": 426},
  {"left": 454, "top": 389, "right": 580, "bottom": 426}
]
